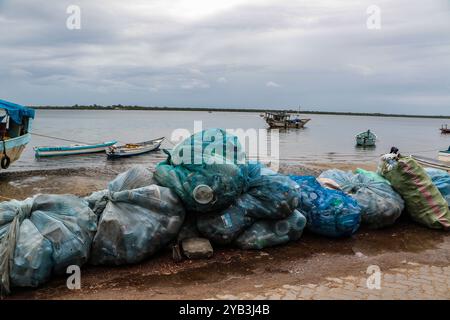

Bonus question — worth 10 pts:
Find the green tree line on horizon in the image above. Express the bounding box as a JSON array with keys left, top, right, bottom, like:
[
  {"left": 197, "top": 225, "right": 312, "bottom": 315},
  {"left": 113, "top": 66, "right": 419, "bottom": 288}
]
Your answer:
[{"left": 29, "top": 104, "right": 450, "bottom": 119}]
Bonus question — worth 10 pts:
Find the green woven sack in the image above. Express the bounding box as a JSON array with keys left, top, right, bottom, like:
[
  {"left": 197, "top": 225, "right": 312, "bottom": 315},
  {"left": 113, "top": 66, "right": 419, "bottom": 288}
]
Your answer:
[{"left": 380, "top": 156, "right": 450, "bottom": 230}]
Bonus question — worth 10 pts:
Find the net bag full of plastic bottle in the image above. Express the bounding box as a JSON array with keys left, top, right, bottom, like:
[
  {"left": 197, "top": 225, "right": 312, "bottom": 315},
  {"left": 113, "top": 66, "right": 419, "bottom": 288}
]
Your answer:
[
  {"left": 289, "top": 175, "right": 361, "bottom": 237},
  {"left": 84, "top": 166, "right": 156, "bottom": 215},
  {"left": 89, "top": 166, "right": 185, "bottom": 265},
  {"left": 154, "top": 129, "right": 252, "bottom": 214},
  {"left": 234, "top": 210, "right": 306, "bottom": 250},
  {"left": 319, "top": 169, "right": 404, "bottom": 229},
  {"left": 425, "top": 168, "right": 450, "bottom": 207},
  {"left": 197, "top": 173, "right": 304, "bottom": 248},
  {"left": 379, "top": 154, "right": 450, "bottom": 230},
  {"left": 0, "top": 194, "right": 97, "bottom": 295}
]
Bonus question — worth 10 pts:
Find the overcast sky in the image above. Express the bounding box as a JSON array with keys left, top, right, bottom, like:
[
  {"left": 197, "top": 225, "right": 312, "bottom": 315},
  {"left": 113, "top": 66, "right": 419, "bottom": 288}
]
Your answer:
[{"left": 0, "top": 0, "right": 449, "bottom": 115}]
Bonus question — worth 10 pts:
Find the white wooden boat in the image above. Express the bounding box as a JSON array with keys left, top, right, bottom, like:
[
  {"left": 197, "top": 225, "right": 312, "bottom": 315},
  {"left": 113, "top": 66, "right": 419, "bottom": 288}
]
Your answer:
[
  {"left": 412, "top": 154, "right": 450, "bottom": 172},
  {"left": 438, "top": 147, "right": 450, "bottom": 162},
  {"left": 34, "top": 141, "right": 117, "bottom": 157},
  {"left": 0, "top": 99, "right": 35, "bottom": 169},
  {"left": 106, "top": 137, "right": 164, "bottom": 159}
]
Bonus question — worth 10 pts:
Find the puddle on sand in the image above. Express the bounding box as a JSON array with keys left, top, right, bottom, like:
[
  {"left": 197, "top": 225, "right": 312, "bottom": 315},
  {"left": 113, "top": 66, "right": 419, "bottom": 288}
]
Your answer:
[
  {"left": 8, "top": 176, "right": 47, "bottom": 188},
  {"left": 351, "top": 220, "right": 448, "bottom": 256},
  {"left": 97, "top": 261, "right": 255, "bottom": 290},
  {"left": 257, "top": 219, "right": 448, "bottom": 261}
]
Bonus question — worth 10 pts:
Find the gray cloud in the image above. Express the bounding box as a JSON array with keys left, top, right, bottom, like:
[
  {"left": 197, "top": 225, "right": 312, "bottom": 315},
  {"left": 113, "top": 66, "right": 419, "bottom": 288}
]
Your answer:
[{"left": 0, "top": 0, "right": 449, "bottom": 114}]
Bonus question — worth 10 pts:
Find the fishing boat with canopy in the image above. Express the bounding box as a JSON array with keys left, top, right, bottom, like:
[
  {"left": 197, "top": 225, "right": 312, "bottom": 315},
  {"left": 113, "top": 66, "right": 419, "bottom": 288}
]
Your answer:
[{"left": 0, "top": 99, "right": 35, "bottom": 170}]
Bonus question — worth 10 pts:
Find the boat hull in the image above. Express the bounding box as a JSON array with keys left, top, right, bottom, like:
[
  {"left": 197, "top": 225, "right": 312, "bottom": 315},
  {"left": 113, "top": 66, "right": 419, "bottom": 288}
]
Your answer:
[
  {"left": 0, "top": 134, "right": 30, "bottom": 168},
  {"left": 107, "top": 141, "right": 162, "bottom": 159},
  {"left": 34, "top": 141, "right": 117, "bottom": 157},
  {"left": 356, "top": 137, "right": 376, "bottom": 146},
  {"left": 267, "top": 119, "right": 310, "bottom": 129},
  {"left": 412, "top": 155, "right": 450, "bottom": 172},
  {"left": 438, "top": 151, "right": 450, "bottom": 163},
  {"left": 107, "top": 147, "right": 159, "bottom": 159},
  {"left": 355, "top": 131, "right": 377, "bottom": 147}
]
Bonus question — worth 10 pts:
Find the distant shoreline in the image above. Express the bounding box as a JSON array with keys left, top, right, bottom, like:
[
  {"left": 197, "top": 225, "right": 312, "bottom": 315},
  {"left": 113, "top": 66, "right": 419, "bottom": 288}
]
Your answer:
[{"left": 31, "top": 105, "right": 450, "bottom": 119}]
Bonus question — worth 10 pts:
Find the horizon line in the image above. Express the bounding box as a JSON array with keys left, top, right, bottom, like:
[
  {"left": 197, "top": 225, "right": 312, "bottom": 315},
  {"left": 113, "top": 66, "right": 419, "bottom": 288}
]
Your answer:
[{"left": 29, "top": 105, "right": 450, "bottom": 119}]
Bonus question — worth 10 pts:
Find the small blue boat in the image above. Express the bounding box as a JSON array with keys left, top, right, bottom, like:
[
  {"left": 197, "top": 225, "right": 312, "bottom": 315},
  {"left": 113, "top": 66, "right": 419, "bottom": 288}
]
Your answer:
[
  {"left": 0, "top": 99, "right": 35, "bottom": 169},
  {"left": 34, "top": 140, "right": 117, "bottom": 157}
]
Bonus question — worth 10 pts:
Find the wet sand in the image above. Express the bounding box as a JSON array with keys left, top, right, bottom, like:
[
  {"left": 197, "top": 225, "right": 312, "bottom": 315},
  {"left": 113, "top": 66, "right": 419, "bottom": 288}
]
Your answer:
[
  {"left": 0, "top": 161, "right": 377, "bottom": 200},
  {"left": 3, "top": 161, "right": 449, "bottom": 300},
  {"left": 8, "top": 221, "right": 450, "bottom": 300}
]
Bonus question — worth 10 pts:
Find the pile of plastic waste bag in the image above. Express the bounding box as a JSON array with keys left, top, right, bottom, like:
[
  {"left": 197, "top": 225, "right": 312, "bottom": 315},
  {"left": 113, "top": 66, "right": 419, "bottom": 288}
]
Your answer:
[
  {"left": 154, "top": 129, "right": 307, "bottom": 249},
  {"left": 1, "top": 129, "right": 450, "bottom": 295}
]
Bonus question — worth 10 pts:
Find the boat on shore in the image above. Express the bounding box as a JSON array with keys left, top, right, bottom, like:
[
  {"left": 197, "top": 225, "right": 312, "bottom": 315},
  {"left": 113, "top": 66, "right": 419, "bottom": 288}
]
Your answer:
[
  {"left": 262, "top": 111, "right": 311, "bottom": 129},
  {"left": 412, "top": 154, "right": 450, "bottom": 172},
  {"left": 34, "top": 140, "right": 117, "bottom": 157},
  {"left": 0, "top": 99, "right": 35, "bottom": 169},
  {"left": 356, "top": 130, "right": 377, "bottom": 147},
  {"left": 106, "top": 137, "right": 164, "bottom": 159},
  {"left": 438, "top": 147, "right": 450, "bottom": 162}
]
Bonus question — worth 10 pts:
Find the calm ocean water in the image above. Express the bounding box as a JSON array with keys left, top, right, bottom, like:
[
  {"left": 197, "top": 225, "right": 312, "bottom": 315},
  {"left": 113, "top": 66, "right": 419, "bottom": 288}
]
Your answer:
[{"left": 8, "top": 109, "right": 450, "bottom": 171}]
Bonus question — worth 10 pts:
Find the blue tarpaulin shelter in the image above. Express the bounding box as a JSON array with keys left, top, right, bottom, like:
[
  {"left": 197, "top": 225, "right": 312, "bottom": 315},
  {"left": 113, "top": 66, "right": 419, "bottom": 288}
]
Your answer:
[{"left": 0, "top": 99, "right": 35, "bottom": 124}]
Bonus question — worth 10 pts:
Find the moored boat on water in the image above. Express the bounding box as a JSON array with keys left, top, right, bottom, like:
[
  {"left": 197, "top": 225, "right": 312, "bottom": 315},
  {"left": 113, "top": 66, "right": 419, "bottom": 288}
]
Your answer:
[
  {"left": 106, "top": 137, "right": 164, "bottom": 159},
  {"left": 0, "top": 99, "right": 35, "bottom": 170},
  {"left": 356, "top": 130, "right": 377, "bottom": 147},
  {"left": 262, "top": 111, "right": 311, "bottom": 129},
  {"left": 34, "top": 140, "right": 117, "bottom": 157},
  {"left": 440, "top": 125, "right": 450, "bottom": 134}
]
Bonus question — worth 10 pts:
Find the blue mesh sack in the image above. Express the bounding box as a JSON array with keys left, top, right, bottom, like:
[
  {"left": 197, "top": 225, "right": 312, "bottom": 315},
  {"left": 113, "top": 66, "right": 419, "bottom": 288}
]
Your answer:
[
  {"left": 0, "top": 194, "right": 97, "bottom": 295},
  {"left": 245, "top": 174, "right": 300, "bottom": 219},
  {"left": 196, "top": 198, "right": 257, "bottom": 245},
  {"left": 169, "top": 128, "right": 247, "bottom": 167},
  {"left": 234, "top": 210, "right": 306, "bottom": 250},
  {"left": 197, "top": 173, "right": 302, "bottom": 246},
  {"left": 85, "top": 166, "right": 155, "bottom": 215},
  {"left": 290, "top": 175, "right": 361, "bottom": 237},
  {"left": 425, "top": 168, "right": 450, "bottom": 206},
  {"left": 319, "top": 169, "right": 404, "bottom": 229},
  {"left": 154, "top": 129, "right": 256, "bottom": 214},
  {"left": 89, "top": 166, "right": 185, "bottom": 265}
]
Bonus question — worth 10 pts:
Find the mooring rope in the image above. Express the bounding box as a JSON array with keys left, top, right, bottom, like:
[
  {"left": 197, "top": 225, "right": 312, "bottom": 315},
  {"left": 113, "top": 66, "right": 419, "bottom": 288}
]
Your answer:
[
  {"left": 30, "top": 132, "right": 152, "bottom": 146},
  {"left": 31, "top": 132, "right": 93, "bottom": 145}
]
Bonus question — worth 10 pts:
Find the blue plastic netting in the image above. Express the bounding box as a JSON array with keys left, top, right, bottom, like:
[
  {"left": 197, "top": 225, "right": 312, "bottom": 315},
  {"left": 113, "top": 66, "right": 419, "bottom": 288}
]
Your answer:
[
  {"left": 425, "top": 168, "right": 450, "bottom": 207},
  {"left": 0, "top": 194, "right": 97, "bottom": 294},
  {"left": 154, "top": 129, "right": 259, "bottom": 214},
  {"left": 319, "top": 169, "right": 404, "bottom": 229},
  {"left": 290, "top": 175, "right": 361, "bottom": 237},
  {"left": 88, "top": 166, "right": 185, "bottom": 265}
]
